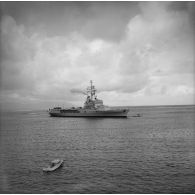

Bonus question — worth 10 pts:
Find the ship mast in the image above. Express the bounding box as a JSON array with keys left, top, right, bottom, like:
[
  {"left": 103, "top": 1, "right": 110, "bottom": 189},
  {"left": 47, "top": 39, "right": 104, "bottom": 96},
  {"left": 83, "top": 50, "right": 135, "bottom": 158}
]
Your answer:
[
  {"left": 87, "top": 80, "right": 96, "bottom": 100},
  {"left": 90, "top": 80, "right": 93, "bottom": 99}
]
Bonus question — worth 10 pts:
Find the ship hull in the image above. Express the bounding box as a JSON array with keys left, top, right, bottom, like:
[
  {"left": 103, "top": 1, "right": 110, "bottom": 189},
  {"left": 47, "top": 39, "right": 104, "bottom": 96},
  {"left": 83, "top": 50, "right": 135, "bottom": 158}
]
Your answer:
[{"left": 49, "top": 110, "right": 129, "bottom": 118}]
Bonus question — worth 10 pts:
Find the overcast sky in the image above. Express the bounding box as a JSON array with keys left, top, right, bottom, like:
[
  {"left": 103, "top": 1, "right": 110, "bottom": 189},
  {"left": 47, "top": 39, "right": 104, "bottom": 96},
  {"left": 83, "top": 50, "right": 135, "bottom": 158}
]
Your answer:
[{"left": 0, "top": 2, "right": 194, "bottom": 111}]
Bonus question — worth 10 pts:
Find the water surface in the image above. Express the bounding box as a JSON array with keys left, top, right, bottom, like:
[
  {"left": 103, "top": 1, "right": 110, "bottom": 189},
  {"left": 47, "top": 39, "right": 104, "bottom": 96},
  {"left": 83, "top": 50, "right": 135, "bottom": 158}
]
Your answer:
[{"left": 0, "top": 105, "right": 194, "bottom": 193}]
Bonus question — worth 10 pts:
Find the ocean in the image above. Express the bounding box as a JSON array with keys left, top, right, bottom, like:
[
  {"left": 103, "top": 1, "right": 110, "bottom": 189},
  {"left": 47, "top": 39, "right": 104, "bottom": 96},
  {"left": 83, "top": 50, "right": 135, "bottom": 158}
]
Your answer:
[{"left": 0, "top": 105, "right": 194, "bottom": 193}]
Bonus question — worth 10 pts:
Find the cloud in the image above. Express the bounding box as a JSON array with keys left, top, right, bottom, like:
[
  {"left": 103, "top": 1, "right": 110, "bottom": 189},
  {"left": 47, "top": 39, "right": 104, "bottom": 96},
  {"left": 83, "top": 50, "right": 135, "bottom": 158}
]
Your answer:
[
  {"left": 119, "top": 1, "right": 194, "bottom": 96},
  {"left": 0, "top": 2, "right": 139, "bottom": 41},
  {"left": 0, "top": 2, "right": 194, "bottom": 110}
]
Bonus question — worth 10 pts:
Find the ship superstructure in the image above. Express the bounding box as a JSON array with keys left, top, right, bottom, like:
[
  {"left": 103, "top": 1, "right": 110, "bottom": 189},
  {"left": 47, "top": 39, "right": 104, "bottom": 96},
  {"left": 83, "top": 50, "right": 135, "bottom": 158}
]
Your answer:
[{"left": 49, "top": 81, "right": 129, "bottom": 117}]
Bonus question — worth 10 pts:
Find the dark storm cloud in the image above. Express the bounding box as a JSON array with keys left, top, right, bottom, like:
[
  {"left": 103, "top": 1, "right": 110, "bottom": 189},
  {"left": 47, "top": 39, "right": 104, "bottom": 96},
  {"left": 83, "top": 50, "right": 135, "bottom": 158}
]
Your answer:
[
  {"left": 168, "top": 1, "right": 191, "bottom": 11},
  {"left": 0, "top": 1, "right": 139, "bottom": 41}
]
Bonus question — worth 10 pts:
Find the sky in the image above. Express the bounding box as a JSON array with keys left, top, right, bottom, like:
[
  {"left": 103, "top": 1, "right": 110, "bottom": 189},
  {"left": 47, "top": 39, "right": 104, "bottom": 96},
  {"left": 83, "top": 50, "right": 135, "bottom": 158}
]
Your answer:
[{"left": 0, "top": 1, "right": 194, "bottom": 111}]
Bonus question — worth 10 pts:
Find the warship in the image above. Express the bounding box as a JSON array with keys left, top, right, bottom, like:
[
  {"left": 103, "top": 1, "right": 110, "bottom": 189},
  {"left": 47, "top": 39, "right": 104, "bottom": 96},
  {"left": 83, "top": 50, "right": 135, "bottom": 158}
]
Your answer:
[{"left": 49, "top": 81, "right": 129, "bottom": 117}]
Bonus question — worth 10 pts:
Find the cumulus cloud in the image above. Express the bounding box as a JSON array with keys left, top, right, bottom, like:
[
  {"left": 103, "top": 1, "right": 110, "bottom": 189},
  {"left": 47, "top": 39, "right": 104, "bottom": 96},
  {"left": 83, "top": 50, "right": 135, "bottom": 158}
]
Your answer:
[
  {"left": 120, "top": 2, "right": 194, "bottom": 97},
  {"left": 0, "top": 2, "right": 194, "bottom": 110}
]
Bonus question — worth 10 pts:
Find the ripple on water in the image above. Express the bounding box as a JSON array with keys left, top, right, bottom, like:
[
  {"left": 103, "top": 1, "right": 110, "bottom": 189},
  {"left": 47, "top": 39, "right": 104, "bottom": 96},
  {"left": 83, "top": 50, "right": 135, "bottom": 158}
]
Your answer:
[{"left": 0, "top": 106, "right": 195, "bottom": 193}]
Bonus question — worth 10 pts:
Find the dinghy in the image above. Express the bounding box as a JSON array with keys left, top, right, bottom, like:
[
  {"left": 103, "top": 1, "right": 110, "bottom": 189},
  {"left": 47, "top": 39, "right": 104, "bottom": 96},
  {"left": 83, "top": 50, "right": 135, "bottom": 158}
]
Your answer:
[{"left": 43, "top": 159, "right": 63, "bottom": 172}]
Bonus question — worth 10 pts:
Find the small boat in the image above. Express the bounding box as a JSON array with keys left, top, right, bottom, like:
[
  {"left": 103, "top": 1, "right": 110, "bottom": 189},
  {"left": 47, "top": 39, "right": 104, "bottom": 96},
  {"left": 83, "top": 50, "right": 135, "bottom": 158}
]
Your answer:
[{"left": 43, "top": 159, "right": 63, "bottom": 172}]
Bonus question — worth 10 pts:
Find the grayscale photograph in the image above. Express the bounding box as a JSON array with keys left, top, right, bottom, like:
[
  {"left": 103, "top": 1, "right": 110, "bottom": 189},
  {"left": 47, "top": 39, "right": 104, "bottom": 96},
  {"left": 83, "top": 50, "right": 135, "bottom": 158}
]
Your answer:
[{"left": 0, "top": 1, "right": 194, "bottom": 193}]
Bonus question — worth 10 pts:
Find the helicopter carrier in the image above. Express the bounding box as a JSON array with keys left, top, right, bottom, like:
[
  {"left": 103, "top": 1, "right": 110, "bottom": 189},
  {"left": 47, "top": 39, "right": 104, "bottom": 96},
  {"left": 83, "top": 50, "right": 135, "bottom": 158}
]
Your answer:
[{"left": 49, "top": 81, "right": 129, "bottom": 117}]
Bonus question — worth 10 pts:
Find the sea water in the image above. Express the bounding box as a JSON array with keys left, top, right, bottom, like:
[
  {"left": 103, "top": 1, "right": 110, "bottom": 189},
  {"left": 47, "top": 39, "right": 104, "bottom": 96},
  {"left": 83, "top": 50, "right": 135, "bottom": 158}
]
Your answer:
[{"left": 0, "top": 105, "right": 194, "bottom": 193}]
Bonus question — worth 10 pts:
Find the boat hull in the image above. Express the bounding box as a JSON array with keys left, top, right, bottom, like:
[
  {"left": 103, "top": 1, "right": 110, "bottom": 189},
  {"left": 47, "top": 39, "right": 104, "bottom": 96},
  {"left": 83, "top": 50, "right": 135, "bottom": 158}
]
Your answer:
[
  {"left": 43, "top": 160, "right": 63, "bottom": 172},
  {"left": 49, "top": 109, "right": 129, "bottom": 117}
]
